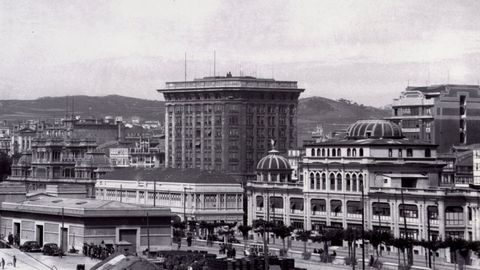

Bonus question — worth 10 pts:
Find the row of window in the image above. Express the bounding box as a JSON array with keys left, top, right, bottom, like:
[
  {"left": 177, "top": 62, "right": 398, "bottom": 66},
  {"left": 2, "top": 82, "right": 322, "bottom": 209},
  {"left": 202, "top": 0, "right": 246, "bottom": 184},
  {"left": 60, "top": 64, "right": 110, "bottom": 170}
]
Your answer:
[
  {"left": 308, "top": 172, "right": 364, "bottom": 192},
  {"left": 310, "top": 148, "right": 364, "bottom": 157}
]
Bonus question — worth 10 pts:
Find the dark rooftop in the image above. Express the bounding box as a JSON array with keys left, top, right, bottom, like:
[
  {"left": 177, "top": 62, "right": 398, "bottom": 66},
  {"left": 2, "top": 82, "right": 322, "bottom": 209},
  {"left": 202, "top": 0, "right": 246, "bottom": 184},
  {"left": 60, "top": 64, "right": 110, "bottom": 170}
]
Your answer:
[{"left": 102, "top": 167, "right": 240, "bottom": 184}]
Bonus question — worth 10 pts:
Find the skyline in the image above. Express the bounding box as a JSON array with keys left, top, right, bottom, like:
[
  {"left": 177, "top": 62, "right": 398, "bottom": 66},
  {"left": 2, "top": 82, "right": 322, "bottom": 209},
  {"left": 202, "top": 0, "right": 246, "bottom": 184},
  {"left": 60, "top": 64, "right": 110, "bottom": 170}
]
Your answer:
[{"left": 1, "top": 0, "right": 479, "bottom": 106}]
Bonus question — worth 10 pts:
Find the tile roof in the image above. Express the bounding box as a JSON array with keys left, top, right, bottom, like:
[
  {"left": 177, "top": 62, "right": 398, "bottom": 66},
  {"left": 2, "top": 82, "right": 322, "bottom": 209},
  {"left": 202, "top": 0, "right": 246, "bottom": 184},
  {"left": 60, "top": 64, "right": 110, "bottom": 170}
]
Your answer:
[{"left": 102, "top": 167, "right": 239, "bottom": 184}]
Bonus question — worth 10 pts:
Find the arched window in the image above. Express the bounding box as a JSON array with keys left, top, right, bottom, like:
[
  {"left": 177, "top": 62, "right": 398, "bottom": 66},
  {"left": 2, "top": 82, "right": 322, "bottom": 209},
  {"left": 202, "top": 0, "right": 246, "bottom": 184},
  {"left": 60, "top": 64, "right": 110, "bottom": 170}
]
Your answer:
[
  {"left": 352, "top": 149, "right": 357, "bottom": 156},
  {"left": 359, "top": 148, "right": 364, "bottom": 157},
  {"left": 322, "top": 149, "right": 325, "bottom": 156},
  {"left": 315, "top": 173, "right": 321, "bottom": 189},
  {"left": 330, "top": 173, "right": 335, "bottom": 190},
  {"left": 310, "top": 173, "right": 315, "bottom": 189},
  {"left": 347, "top": 148, "right": 351, "bottom": 156},
  {"left": 352, "top": 174, "right": 357, "bottom": 192},
  {"left": 316, "top": 148, "right": 321, "bottom": 156},
  {"left": 332, "top": 149, "right": 336, "bottom": 157},
  {"left": 337, "top": 148, "right": 341, "bottom": 156},
  {"left": 311, "top": 148, "right": 315, "bottom": 156},
  {"left": 327, "top": 149, "right": 330, "bottom": 156},
  {"left": 322, "top": 173, "right": 327, "bottom": 190},
  {"left": 359, "top": 174, "right": 364, "bottom": 191},
  {"left": 346, "top": 174, "right": 351, "bottom": 191},
  {"left": 336, "top": 173, "right": 342, "bottom": 191}
]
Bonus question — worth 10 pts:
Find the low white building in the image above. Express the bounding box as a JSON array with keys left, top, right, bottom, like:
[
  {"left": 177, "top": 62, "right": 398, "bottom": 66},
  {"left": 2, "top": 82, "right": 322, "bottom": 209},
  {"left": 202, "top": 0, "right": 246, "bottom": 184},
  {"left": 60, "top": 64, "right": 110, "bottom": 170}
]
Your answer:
[{"left": 96, "top": 168, "right": 244, "bottom": 223}]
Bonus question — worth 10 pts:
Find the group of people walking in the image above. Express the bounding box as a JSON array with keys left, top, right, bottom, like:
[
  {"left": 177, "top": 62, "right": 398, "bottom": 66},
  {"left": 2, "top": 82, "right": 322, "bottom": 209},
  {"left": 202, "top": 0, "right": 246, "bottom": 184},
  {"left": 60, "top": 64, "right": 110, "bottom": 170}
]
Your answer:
[{"left": 82, "top": 242, "right": 115, "bottom": 260}]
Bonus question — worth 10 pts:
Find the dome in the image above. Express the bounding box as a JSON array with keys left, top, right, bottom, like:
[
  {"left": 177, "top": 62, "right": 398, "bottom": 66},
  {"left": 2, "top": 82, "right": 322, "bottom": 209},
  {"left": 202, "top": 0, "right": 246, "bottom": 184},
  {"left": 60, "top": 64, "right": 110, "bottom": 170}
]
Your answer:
[
  {"left": 347, "top": 120, "right": 403, "bottom": 139},
  {"left": 256, "top": 149, "right": 291, "bottom": 171}
]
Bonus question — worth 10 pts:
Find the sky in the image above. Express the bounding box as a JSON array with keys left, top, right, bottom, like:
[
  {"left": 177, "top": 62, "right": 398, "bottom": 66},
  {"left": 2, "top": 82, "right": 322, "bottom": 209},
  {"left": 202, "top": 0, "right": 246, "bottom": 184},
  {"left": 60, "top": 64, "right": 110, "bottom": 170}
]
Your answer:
[{"left": 1, "top": 0, "right": 479, "bottom": 106}]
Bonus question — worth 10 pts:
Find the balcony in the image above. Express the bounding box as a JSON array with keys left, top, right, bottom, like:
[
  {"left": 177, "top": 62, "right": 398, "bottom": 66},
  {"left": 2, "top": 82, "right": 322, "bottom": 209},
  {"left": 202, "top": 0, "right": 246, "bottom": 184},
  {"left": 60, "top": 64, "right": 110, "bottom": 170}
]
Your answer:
[
  {"left": 429, "top": 219, "right": 439, "bottom": 226},
  {"left": 311, "top": 211, "right": 327, "bottom": 216},
  {"left": 330, "top": 212, "right": 343, "bottom": 218},
  {"left": 347, "top": 213, "right": 362, "bottom": 219},
  {"left": 372, "top": 215, "right": 391, "bottom": 222},
  {"left": 290, "top": 209, "right": 304, "bottom": 215}
]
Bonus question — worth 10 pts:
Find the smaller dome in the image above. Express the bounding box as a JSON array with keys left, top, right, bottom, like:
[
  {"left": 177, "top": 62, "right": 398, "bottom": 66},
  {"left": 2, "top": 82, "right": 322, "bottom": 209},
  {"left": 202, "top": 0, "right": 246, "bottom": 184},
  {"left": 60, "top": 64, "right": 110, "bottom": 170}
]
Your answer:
[
  {"left": 347, "top": 120, "right": 403, "bottom": 139},
  {"left": 256, "top": 149, "right": 291, "bottom": 171}
]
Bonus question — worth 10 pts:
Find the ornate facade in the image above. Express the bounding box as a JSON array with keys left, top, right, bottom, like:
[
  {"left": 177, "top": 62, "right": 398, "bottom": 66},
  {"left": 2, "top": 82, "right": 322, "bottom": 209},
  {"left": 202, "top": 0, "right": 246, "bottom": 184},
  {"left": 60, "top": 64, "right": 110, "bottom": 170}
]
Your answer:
[{"left": 248, "top": 120, "right": 480, "bottom": 262}]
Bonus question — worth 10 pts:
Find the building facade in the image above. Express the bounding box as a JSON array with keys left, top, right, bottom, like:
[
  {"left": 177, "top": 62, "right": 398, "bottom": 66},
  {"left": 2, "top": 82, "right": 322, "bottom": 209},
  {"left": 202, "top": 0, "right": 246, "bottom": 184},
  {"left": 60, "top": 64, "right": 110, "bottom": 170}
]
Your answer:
[
  {"left": 158, "top": 75, "right": 304, "bottom": 181},
  {"left": 96, "top": 167, "right": 244, "bottom": 223},
  {"left": 0, "top": 195, "right": 171, "bottom": 253},
  {"left": 248, "top": 120, "right": 480, "bottom": 262},
  {"left": 387, "top": 84, "right": 480, "bottom": 153}
]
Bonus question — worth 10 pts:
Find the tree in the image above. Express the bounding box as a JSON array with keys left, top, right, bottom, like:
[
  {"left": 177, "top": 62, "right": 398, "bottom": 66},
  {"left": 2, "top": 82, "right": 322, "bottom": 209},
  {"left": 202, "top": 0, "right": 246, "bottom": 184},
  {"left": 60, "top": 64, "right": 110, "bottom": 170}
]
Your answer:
[
  {"left": 238, "top": 225, "right": 252, "bottom": 250},
  {"left": 319, "top": 228, "right": 343, "bottom": 263},
  {"left": 387, "top": 237, "right": 411, "bottom": 269},
  {"left": 0, "top": 152, "right": 12, "bottom": 181},
  {"left": 295, "top": 230, "right": 312, "bottom": 259},
  {"left": 343, "top": 228, "right": 361, "bottom": 268},
  {"left": 272, "top": 224, "right": 293, "bottom": 255},
  {"left": 366, "top": 230, "right": 392, "bottom": 265}
]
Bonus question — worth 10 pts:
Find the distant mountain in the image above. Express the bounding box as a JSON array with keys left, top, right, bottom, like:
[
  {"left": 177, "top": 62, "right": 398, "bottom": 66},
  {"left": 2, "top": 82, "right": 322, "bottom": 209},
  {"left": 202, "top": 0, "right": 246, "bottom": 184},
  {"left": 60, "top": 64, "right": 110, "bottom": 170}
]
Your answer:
[
  {"left": 296, "top": 97, "right": 391, "bottom": 143},
  {"left": 0, "top": 95, "right": 164, "bottom": 122},
  {"left": 0, "top": 95, "right": 390, "bottom": 144}
]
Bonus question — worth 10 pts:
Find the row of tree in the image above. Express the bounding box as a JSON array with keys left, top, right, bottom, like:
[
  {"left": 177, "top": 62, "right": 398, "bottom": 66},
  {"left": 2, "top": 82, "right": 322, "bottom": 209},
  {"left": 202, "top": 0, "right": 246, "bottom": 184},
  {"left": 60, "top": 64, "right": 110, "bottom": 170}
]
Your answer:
[
  {"left": 249, "top": 220, "right": 480, "bottom": 270},
  {"left": 172, "top": 220, "right": 480, "bottom": 270}
]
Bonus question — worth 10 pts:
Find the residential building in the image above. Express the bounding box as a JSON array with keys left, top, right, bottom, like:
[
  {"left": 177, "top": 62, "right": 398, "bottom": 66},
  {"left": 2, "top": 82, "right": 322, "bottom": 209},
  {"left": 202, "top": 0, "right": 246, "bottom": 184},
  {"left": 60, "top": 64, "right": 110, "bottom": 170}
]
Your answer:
[
  {"left": 387, "top": 84, "right": 480, "bottom": 153},
  {"left": 158, "top": 75, "right": 304, "bottom": 182},
  {"left": 96, "top": 167, "right": 244, "bottom": 223}
]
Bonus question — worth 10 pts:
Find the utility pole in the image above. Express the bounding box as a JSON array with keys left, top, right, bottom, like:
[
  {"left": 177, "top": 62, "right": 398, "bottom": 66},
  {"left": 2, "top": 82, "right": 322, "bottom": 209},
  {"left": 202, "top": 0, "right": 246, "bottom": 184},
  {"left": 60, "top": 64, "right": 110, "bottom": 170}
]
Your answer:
[
  {"left": 361, "top": 181, "right": 365, "bottom": 270},
  {"left": 401, "top": 188, "right": 408, "bottom": 268},
  {"left": 147, "top": 211, "right": 150, "bottom": 253},
  {"left": 61, "top": 207, "right": 64, "bottom": 255}
]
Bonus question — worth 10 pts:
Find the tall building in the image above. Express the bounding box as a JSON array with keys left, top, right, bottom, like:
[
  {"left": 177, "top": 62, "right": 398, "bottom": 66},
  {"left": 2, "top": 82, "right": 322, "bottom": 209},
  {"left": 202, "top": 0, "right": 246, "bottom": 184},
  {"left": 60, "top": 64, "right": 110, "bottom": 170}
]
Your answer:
[
  {"left": 158, "top": 75, "right": 304, "bottom": 181},
  {"left": 387, "top": 84, "right": 480, "bottom": 153}
]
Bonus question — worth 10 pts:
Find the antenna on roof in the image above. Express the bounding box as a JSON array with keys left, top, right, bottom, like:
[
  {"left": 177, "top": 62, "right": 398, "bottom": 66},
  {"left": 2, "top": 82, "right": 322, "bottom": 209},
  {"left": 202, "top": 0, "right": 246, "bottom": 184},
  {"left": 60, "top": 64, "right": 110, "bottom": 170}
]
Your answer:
[
  {"left": 72, "top": 96, "right": 75, "bottom": 119},
  {"left": 213, "top": 50, "right": 216, "bottom": 77},
  {"left": 65, "top": 96, "right": 69, "bottom": 119},
  {"left": 184, "top": 51, "right": 187, "bottom": 83}
]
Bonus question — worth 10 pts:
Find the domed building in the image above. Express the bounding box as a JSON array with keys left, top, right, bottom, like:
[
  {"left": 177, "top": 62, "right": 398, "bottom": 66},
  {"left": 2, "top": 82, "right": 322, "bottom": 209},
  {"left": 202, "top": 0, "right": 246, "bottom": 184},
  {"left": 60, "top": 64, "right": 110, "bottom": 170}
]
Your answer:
[
  {"left": 247, "top": 145, "right": 304, "bottom": 228},
  {"left": 248, "top": 119, "right": 465, "bottom": 259},
  {"left": 346, "top": 120, "right": 403, "bottom": 139},
  {"left": 256, "top": 148, "right": 292, "bottom": 183}
]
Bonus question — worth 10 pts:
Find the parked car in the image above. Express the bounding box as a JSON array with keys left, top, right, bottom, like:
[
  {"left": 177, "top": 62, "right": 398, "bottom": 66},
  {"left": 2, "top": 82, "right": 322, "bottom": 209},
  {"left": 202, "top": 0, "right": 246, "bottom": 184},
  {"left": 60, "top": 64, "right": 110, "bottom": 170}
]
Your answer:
[
  {"left": 20, "top": 241, "right": 42, "bottom": 252},
  {"left": 42, "top": 243, "right": 63, "bottom": 256}
]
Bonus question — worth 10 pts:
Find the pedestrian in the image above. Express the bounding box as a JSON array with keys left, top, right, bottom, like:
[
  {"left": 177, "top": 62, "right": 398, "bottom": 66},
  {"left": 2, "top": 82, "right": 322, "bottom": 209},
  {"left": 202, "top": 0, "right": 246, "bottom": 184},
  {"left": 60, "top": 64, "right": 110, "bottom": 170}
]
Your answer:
[
  {"left": 7, "top": 233, "right": 13, "bottom": 245},
  {"left": 13, "top": 255, "right": 16, "bottom": 268},
  {"left": 1, "top": 257, "right": 4, "bottom": 269}
]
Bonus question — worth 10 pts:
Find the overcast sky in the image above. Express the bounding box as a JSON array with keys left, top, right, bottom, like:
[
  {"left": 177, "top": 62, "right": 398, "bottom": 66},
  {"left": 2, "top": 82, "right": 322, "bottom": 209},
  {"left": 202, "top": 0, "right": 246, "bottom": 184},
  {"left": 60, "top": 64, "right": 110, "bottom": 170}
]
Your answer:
[{"left": 1, "top": 0, "right": 479, "bottom": 106}]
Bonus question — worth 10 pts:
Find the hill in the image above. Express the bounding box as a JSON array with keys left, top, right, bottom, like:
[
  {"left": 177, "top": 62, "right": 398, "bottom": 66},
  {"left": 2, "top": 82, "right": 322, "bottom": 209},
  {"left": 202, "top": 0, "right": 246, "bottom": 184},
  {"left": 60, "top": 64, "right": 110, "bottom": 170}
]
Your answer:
[
  {"left": 0, "top": 95, "right": 164, "bottom": 122},
  {"left": 0, "top": 95, "right": 390, "bottom": 144},
  {"left": 296, "top": 97, "right": 390, "bottom": 143}
]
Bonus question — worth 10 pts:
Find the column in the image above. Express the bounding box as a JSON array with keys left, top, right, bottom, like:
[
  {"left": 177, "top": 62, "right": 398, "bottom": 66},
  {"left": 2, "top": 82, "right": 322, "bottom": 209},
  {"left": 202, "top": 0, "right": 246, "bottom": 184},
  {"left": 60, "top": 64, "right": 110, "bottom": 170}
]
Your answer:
[{"left": 305, "top": 194, "right": 311, "bottom": 230}]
